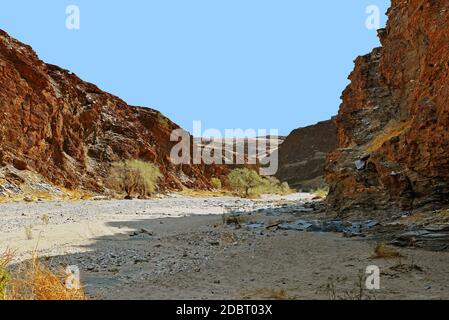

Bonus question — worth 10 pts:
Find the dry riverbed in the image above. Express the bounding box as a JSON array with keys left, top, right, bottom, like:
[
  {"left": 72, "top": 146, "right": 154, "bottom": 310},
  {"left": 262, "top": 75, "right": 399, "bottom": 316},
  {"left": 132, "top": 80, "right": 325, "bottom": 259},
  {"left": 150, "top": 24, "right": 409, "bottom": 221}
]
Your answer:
[{"left": 1, "top": 193, "right": 449, "bottom": 300}]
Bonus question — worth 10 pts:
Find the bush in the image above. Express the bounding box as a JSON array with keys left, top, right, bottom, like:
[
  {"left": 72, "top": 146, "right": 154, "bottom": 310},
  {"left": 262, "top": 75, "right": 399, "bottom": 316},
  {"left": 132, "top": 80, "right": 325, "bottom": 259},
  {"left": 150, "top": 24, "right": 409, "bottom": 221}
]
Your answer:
[
  {"left": 210, "top": 177, "right": 222, "bottom": 189},
  {"left": 228, "top": 168, "right": 265, "bottom": 198},
  {"left": 108, "top": 160, "right": 162, "bottom": 199},
  {"left": 228, "top": 169, "right": 293, "bottom": 198}
]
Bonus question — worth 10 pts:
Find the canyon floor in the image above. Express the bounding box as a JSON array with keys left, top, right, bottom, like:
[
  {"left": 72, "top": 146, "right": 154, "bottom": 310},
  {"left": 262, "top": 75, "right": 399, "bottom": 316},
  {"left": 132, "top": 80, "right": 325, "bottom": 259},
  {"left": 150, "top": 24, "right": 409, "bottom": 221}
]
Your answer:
[{"left": 1, "top": 193, "right": 449, "bottom": 300}]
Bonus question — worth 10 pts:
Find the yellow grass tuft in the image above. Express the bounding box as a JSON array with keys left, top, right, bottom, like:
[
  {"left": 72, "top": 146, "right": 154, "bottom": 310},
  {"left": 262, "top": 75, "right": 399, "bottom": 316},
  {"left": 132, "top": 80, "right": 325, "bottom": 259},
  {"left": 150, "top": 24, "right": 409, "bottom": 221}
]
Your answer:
[
  {"left": 1, "top": 252, "right": 85, "bottom": 301},
  {"left": 372, "top": 242, "right": 402, "bottom": 259},
  {"left": 24, "top": 225, "right": 33, "bottom": 240},
  {"left": 178, "top": 188, "right": 234, "bottom": 197},
  {"left": 0, "top": 250, "right": 14, "bottom": 300},
  {"left": 365, "top": 120, "right": 411, "bottom": 153},
  {"left": 241, "top": 288, "right": 289, "bottom": 300},
  {"left": 312, "top": 186, "right": 329, "bottom": 199}
]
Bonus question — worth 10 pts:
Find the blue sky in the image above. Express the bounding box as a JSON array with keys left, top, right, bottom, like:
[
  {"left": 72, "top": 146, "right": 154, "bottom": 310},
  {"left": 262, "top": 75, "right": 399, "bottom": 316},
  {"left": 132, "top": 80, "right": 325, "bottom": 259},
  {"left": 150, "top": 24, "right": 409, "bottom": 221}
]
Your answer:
[{"left": 0, "top": 1, "right": 390, "bottom": 136}]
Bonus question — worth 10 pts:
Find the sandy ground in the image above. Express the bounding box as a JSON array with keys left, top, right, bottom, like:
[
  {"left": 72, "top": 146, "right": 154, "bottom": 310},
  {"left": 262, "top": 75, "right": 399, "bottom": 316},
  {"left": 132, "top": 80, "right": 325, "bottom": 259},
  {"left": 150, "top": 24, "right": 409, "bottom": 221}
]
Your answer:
[{"left": 1, "top": 193, "right": 449, "bottom": 300}]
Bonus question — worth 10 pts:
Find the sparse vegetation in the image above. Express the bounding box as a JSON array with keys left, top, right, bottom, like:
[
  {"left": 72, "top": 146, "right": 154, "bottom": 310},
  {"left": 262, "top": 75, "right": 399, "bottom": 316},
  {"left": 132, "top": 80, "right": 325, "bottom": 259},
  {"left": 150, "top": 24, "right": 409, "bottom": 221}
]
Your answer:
[
  {"left": 222, "top": 213, "right": 251, "bottom": 228},
  {"left": 0, "top": 251, "right": 13, "bottom": 300},
  {"left": 311, "top": 186, "right": 329, "bottom": 199},
  {"left": 178, "top": 188, "right": 233, "bottom": 197},
  {"left": 220, "top": 232, "right": 241, "bottom": 244},
  {"left": 0, "top": 251, "right": 84, "bottom": 300},
  {"left": 0, "top": 190, "right": 96, "bottom": 204},
  {"left": 241, "top": 288, "right": 289, "bottom": 300},
  {"left": 210, "top": 177, "right": 222, "bottom": 189},
  {"left": 317, "top": 270, "right": 376, "bottom": 300},
  {"left": 158, "top": 114, "right": 170, "bottom": 128},
  {"left": 108, "top": 160, "right": 162, "bottom": 199},
  {"left": 227, "top": 168, "right": 293, "bottom": 198},
  {"left": 372, "top": 242, "right": 402, "bottom": 259},
  {"left": 24, "top": 225, "right": 33, "bottom": 240},
  {"left": 41, "top": 214, "right": 50, "bottom": 225},
  {"left": 228, "top": 168, "right": 264, "bottom": 198},
  {"left": 259, "top": 176, "right": 293, "bottom": 196}
]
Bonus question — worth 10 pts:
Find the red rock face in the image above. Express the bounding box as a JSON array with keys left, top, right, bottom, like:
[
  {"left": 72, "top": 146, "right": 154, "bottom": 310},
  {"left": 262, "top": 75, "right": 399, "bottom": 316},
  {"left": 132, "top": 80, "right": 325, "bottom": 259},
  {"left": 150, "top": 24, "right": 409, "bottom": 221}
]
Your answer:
[
  {"left": 0, "top": 29, "right": 226, "bottom": 192},
  {"left": 326, "top": 0, "right": 449, "bottom": 216}
]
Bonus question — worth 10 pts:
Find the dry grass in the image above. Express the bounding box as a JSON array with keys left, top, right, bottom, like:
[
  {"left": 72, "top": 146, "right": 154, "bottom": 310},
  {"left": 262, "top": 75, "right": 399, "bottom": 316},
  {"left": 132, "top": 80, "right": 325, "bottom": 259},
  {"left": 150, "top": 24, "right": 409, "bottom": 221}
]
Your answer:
[
  {"left": 222, "top": 213, "right": 252, "bottom": 228},
  {"left": 0, "top": 189, "right": 95, "bottom": 204},
  {"left": 23, "top": 191, "right": 53, "bottom": 202},
  {"left": 241, "top": 288, "right": 289, "bottom": 300},
  {"left": 220, "top": 231, "right": 246, "bottom": 244},
  {"left": 317, "top": 271, "right": 376, "bottom": 300},
  {"left": 312, "top": 186, "right": 329, "bottom": 199},
  {"left": 1, "top": 250, "right": 84, "bottom": 300},
  {"left": 3, "top": 255, "right": 85, "bottom": 300},
  {"left": 0, "top": 250, "right": 14, "bottom": 300},
  {"left": 365, "top": 120, "right": 411, "bottom": 153},
  {"left": 41, "top": 213, "right": 50, "bottom": 225},
  {"left": 372, "top": 242, "right": 402, "bottom": 259},
  {"left": 178, "top": 189, "right": 234, "bottom": 197},
  {"left": 62, "top": 189, "right": 94, "bottom": 201},
  {"left": 24, "top": 225, "right": 33, "bottom": 240}
]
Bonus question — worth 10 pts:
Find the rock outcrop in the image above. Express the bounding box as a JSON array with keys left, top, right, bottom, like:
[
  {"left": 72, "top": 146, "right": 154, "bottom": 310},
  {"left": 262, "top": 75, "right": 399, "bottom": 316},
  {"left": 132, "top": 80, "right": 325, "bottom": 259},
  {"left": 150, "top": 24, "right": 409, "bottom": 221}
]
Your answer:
[
  {"left": 0, "top": 29, "right": 226, "bottom": 194},
  {"left": 276, "top": 119, "right": 337, "bottom": 190},
  {"left": 326, "top": 0, "right": 449, "bottom": 216}
]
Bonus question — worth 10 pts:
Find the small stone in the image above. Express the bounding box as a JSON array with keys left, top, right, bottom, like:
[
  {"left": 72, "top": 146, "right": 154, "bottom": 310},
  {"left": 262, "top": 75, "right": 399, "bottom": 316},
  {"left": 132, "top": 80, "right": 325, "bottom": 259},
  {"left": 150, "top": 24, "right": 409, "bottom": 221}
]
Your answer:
[{"left": 355, "top": 159, "right": 366, "bottom": 171}]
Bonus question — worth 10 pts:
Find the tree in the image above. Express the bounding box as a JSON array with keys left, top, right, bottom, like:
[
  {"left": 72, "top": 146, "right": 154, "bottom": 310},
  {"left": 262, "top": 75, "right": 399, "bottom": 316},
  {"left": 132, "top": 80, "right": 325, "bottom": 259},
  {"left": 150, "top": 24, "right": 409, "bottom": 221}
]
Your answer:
[
  {"left": 108, "top": 160, "right": 162, "bottom": 198},
  {"left": 228, "top": 168, "right": 265, "bottom": 198}
]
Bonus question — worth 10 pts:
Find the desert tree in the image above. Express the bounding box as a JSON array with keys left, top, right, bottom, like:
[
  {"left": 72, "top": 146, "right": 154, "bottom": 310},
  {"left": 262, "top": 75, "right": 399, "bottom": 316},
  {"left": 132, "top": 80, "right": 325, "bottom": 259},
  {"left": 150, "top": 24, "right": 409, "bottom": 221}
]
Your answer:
[
  {"left": 228, "top": 168, "right": 265, "bottom": 198},
  {"left": 108, "top": 160, "right": 162, "bottom": 199}
]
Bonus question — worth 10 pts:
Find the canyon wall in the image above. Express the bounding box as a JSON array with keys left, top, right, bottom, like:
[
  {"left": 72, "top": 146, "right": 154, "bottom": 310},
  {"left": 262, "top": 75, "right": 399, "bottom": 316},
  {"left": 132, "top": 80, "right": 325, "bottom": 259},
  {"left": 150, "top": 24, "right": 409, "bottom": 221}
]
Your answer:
[
  {"left": 0, "top": 29, "right": 226, "bottom": 194},
  {"left": 276, "top": 119, "right": 337, "bottom": 190},
  {"left": 326, "top": 0, "right": 449, "bottom": 216}
]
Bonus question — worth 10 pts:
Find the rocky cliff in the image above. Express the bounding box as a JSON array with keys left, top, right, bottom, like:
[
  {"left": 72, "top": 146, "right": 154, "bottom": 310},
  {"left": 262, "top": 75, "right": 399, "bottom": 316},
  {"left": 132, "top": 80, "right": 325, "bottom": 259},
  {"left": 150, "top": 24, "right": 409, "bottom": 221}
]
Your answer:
[
  {"left": 0, "top": 29, "right": 225, "bottom": 195},
  {"left": 326, "top": 0, "right": 449, "bottom": 216},
  {"left": 276, "top": 119, "right": 337, "bottom": 190}
]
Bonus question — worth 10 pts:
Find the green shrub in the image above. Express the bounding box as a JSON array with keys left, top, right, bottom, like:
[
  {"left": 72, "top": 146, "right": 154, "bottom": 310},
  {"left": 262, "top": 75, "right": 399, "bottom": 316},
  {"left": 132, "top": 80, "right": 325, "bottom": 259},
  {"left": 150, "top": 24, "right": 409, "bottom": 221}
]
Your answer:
[
  {"left": 108, "top": 160, "right": 162, "bottom": 198},
  {"left": 228, "top": 168, "right": 265, "bottom": 198},
  {"left": 228, "top": 169, "right": 293, "bottom": 198},
  {"left": 255, "top": 176, "right": 293, "bottom": 196},
  {"left": 211, "top": 177, "right": 222, "bottom": 189}
]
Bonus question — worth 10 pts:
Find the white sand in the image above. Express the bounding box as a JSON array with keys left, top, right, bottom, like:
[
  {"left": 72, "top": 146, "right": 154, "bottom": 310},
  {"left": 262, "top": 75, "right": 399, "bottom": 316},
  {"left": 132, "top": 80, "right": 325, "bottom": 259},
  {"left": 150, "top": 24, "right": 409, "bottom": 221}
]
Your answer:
[{"left": 1, "top": 193, "right": 449, "bottom": 300}]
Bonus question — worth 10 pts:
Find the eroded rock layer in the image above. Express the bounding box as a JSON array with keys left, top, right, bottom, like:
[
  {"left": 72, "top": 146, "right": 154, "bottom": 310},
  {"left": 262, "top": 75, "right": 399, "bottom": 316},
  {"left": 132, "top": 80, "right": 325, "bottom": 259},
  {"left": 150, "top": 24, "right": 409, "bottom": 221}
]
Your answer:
[
  {"left": 326, "top": 0, "right": 449, "bottom": 216},
  {"left": 0, "top": 29, "right": 225, "bottom": 193}
]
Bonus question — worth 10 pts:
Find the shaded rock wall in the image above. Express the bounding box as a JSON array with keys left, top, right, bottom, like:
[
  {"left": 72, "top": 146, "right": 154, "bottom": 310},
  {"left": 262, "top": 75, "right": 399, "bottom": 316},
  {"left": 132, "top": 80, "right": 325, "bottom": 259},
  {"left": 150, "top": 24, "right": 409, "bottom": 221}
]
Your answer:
[
  {"left": 276, "top": 119, "right": 337, "bottom": 190},
  {"left": 326, "top": 0, "right": 449, "bottom": 216}
]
